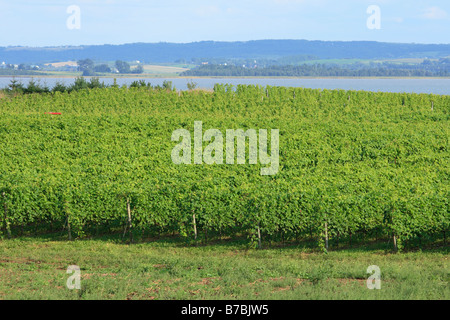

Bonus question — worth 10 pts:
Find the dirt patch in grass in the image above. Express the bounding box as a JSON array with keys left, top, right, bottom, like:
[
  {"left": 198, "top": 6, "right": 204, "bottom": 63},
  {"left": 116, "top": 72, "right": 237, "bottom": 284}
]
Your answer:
[
  {"left": 335, "top": 278, "right": 367, "bottom": 286},
  {"left": 126, "top": 292, "right": 138, "bottom": 300},
  {"left": 195, "top": 277, "right": 222, "bottom": 286},
  {"left": 0, "top": 257, "right": 44, "bottom": 264},
  {"left": 271, "top": 278, "right": 306, "bottom": 292},
  {"left": 272, "top": 286, "right": 292, "bottom": 292}
]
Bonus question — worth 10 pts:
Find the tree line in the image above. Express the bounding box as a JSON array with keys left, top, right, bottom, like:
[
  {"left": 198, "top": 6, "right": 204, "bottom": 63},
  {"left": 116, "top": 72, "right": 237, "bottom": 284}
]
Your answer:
[
  {"left": 77, "top": 59, "right": 144, "bottom": 76},
  {"left": 2, "top": 78, "right": 173, "bottom": 95},
  {"left": 181, "top": 59, "right": 450, "bottom": 77}
]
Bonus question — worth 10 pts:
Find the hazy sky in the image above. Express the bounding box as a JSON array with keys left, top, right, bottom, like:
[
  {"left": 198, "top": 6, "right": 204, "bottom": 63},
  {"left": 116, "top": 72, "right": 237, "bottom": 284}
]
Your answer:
[{"left": 0, "top": 0, "right": 449, "bottom": 47}]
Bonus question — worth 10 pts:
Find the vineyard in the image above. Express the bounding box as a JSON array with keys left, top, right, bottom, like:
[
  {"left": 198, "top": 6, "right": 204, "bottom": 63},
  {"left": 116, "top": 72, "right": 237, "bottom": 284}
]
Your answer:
[{"left": 0, "top": 84, "right": 448, "bottom": 251}]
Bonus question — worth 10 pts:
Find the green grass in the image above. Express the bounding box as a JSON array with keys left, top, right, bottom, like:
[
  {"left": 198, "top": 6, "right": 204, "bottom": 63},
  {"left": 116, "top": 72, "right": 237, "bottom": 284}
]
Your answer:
[{"left": 0, "top": 235, "right": 448, "bottom": 300}]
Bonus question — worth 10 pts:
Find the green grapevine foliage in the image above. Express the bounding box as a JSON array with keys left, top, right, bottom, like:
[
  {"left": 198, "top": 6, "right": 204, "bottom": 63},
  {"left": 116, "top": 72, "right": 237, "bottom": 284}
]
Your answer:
[{"left": 0, "top": 85, "right": 448, "bottom": 250}]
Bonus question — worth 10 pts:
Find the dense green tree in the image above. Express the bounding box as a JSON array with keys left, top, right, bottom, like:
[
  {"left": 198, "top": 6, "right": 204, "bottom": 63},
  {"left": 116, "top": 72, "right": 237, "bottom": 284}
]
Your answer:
[
  {"left": 115, "top": 60, "right": 131, "bottom": 74},
  {"left": 131, "top": 64, "right": 144, "bottom": 74},
  {"left": 94, "top": 64, "right": 112, "bottom": 73},
  {"left": 77, "top": 59, "right": 96, "bottom": 76},
  {"left": 77, "top": 59, "right": 94, "bottom": 71}
]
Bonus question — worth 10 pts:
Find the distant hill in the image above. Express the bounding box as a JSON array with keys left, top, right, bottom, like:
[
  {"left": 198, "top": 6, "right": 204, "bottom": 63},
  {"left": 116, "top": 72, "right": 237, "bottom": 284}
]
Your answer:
[{"left": 1, "top": 40, "right": 450, "bottom": 64}]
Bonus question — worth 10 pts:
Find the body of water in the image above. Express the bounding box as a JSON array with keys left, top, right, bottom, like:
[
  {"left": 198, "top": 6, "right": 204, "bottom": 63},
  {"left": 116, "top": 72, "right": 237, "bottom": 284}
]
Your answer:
[{"left": 1, "top": 77, "right": 449, "bottom": 95}]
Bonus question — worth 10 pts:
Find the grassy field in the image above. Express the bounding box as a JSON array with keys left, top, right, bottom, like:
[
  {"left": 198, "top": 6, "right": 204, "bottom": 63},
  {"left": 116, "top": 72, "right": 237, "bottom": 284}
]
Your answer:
[
  {"left": 0, "top": 235, "right": 448, "bottom": 300},
  {"left": 142, "top": 64, "right": 190, "bottom": 75}
]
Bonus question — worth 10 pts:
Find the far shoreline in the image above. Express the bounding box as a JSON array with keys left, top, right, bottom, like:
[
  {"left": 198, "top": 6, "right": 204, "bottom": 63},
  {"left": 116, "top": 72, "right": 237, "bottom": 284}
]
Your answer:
[{"left": 1, "top": 74, "right": 449, "bottom": 80}]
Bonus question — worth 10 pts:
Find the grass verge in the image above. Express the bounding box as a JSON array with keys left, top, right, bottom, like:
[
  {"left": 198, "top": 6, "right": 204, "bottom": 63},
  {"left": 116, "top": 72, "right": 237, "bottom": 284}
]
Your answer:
[{"left": 0, "top": 235, "right": 448, "bottom": 300}]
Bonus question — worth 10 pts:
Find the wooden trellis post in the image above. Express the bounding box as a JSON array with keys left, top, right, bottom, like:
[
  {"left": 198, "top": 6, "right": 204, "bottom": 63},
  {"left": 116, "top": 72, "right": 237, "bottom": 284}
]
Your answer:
[
  {"left": 122, "top": 197, "right": 133, "bottom": 243},
  {"left": 127, "top": 198, "right": 133, "bottom": 243},
  {"left": 257, "top": 223, "right": 262, "bottom": 249},
  {"left": 193, "top": 213, "right": 198, "bottom": 240},
  {"left": 64, "top": 200, "right": 72, "bottom": 241}
]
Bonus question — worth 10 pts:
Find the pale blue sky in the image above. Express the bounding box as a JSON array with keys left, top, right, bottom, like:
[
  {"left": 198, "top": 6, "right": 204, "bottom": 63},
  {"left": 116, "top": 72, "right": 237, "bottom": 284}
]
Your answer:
[{"left": 0, "top": 0, "right": 449, "bottom": 46}]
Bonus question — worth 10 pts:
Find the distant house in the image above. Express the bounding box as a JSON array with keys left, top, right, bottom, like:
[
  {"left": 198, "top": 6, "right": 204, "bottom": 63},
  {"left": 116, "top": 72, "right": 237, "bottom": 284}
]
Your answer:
[{"left": 0, "top": 62, "right": 5, "bottom": 69}]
